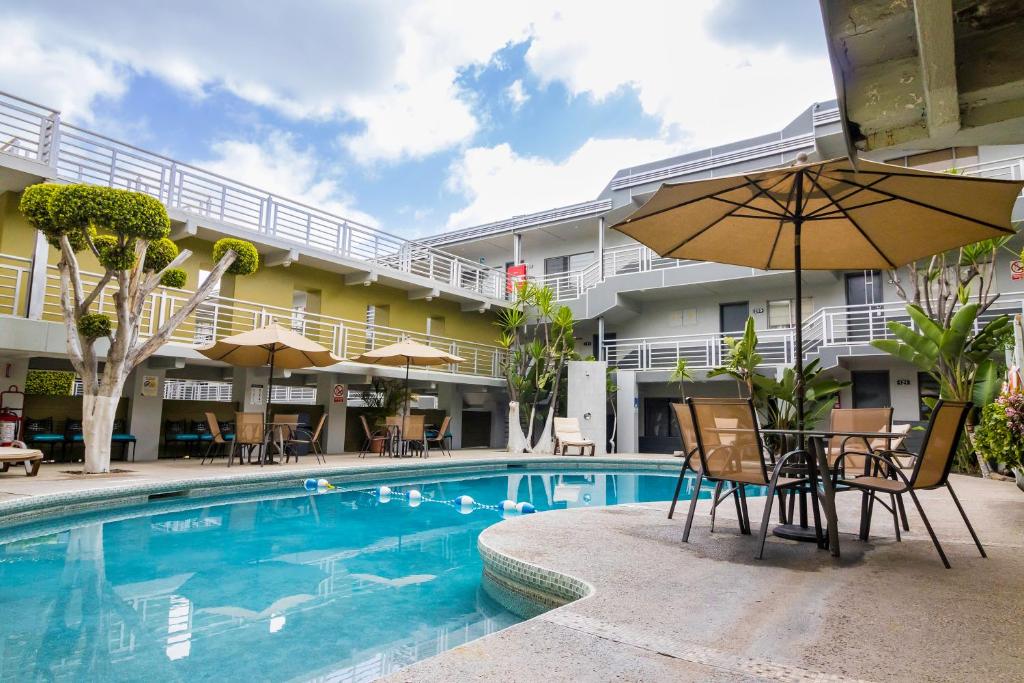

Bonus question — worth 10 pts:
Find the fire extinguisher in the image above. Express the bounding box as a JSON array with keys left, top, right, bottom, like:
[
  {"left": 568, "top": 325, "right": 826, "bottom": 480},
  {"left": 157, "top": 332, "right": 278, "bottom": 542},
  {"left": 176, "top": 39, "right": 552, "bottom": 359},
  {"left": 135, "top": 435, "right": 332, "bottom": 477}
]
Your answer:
[{"left": 0, "top": 385, "right": 25, "bottom": 446}]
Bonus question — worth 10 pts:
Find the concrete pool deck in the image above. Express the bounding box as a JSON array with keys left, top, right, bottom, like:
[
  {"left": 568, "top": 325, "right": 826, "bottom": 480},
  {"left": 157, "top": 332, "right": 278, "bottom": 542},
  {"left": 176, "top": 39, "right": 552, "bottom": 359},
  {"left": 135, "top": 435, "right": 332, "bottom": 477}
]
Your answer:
[{"left": 386, "top": 474, "right": 1024, "bottom": 682}]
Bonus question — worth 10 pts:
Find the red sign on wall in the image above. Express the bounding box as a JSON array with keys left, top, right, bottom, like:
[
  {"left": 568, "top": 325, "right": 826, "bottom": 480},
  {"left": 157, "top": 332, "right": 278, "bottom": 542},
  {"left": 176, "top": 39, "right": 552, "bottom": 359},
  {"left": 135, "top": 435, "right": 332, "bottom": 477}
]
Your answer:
[
  {"left": 506, "top": 263, "right": 527, "bottom": 293},
  {"left": 1011, "top": 260, "right": 1023, "bottom": 281}
]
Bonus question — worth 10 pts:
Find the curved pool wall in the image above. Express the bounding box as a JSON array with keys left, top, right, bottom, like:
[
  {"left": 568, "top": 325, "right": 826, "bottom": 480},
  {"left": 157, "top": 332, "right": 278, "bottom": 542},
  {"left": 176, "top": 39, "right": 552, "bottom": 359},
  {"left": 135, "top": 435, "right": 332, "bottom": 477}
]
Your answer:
[{"left": 0, "top": 460, "right": 761, "bottom": 681}]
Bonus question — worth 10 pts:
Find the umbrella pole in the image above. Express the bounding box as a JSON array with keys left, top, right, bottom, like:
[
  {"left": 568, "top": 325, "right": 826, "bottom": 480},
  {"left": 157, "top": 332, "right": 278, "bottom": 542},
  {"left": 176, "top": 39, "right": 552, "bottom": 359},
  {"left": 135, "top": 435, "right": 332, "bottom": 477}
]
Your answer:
[
  {"left": 266, "top": 349, "right": 276, "bottom": 417},
  {"left": 793, "top": 172, "right": 805, "bottom": 448},
  {"left": 404, "top": 358, "right": 411, "bottom": 419}
]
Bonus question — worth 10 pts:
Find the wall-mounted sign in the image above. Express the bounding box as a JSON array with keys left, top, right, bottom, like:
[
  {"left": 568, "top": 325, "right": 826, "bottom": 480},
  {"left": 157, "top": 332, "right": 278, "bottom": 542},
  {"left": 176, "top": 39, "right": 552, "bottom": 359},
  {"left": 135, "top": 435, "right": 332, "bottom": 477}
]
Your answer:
[
  {"left": 332, "top": 384, "right": 347, "bottom": 404},
  {"left": 141, "top": 375, "right": 159, "bottom": 397},
  {"left": 1011, "top": 260, "right": 1023, "bottom": 281},
  {"left": 506, "top": 263, "right": 527, "bottom": 293},
  {"left": 753, "top": 307, "right": 765, "bottom": 314},
  {"left": 895, "top": 378, "right": 912, "bottom": 386},
  {"left": 249, "top": 384, "right": 264, "bottom": 405}
]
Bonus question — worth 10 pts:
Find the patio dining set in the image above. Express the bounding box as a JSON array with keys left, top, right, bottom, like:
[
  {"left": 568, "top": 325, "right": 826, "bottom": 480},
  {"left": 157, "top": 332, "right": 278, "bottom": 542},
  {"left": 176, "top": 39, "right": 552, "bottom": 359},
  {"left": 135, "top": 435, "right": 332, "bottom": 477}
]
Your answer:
[
  {"left": 358, "top": 414, "right": 452, "bottom": 458},
  {"left": 199, "top": 411, "right": 327, "bottom": 467},
  {"left": 667, "top": 397, "right": 986, "bottom": 569}
]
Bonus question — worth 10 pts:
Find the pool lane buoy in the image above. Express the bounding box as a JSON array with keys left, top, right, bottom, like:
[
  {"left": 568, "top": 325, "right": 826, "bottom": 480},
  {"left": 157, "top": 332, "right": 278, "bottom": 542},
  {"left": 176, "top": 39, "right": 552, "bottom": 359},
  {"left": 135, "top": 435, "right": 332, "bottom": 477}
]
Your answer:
[
  {"left": 408, "top": 489, "right": 422, "bottom": 507},
  {"left": 378, "top": 485, "right": 392, "bottom": 503},
  {"left": 516, "top": 502, "right": 535, "bottom": 514},
  {"left": 499, "top": 499, "right": 516, "bottom": 512}
]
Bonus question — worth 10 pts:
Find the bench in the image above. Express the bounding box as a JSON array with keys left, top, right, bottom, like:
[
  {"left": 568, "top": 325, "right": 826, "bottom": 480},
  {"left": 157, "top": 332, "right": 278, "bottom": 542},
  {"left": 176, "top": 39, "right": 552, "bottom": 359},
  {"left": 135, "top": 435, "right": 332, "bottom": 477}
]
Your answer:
[{"left": 0, "top": 443, "right": 43, "bottom": 476}]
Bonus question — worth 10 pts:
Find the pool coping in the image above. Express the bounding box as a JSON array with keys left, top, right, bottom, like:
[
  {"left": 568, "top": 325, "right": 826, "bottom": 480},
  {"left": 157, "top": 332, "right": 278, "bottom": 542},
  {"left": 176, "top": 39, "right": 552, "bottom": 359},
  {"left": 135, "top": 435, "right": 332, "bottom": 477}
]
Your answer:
[{"left": 0, "top": 456, "right": 683, "bottom": 530}]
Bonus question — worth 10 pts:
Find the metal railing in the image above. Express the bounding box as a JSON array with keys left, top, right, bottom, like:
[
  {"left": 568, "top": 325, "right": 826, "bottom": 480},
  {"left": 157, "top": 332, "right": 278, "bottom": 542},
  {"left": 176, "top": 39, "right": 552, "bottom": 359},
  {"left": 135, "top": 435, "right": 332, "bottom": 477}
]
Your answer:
[
  {"left": 0, "top": 254, "right": 32, "bottom": 317},
  {"left": 35, "top": 262, "right": 505, "bottom": 378},
  {"left": 0, "top": 90, "right": 507, "bottom": 302},
  {"left": 604, "top": 293, "right": 1024, "bottom": 372}
]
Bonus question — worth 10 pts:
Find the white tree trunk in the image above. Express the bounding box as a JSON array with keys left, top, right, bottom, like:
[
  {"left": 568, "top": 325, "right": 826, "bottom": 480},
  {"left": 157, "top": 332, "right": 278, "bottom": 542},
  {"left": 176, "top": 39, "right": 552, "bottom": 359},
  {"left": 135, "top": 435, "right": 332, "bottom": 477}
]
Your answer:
[
  {"left": 82, "top": 392, "right": 120, "bottom": 474},
  {"left": 507, "top": 401, "right": 528, "bottom": 454},
  {"left": 531, "top": 409, "right": 554, "bottom": 455}
]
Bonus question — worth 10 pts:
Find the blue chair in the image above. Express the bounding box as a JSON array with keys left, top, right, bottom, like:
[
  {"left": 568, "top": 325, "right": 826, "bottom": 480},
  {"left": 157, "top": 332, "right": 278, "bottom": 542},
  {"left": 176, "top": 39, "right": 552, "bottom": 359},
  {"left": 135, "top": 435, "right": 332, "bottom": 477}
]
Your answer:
[
  {"left": 164, "top": 420, "right": 200, "bottom": 458},
  {"left": 24, "top": 417, "right": 64, "bottom": 461},
  {"left": 111, "top": 418, "right": 137, "bottom": 461},
  {"left": 64, "top": 418, "right": 84, "bottom": 462}
]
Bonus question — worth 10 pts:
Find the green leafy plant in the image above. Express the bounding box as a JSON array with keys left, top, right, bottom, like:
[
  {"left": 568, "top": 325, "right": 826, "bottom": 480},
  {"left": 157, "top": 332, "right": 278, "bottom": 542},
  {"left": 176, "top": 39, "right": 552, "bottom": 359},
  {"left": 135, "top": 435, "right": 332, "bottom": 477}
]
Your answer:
[
  {"left": 160, "top": 268, "right": 188, "bottom": 288},
  {"left": 24, "top": 369, "right": 76, "bottom": 396},
  {"left": 669, "top": 358, "right": 692, "bottom": 401},
  {"left": 755, "top": 358, "right": 848, "bottom": 451},
  {"left": 77, "top": 313, "right": 112, "bottom": 339},
  {"left": 144, "top": 237, "right": 179, "bottom": 271},
  {"left": 708, "top": 316, "right": 762, "bottom": 397},
  {"left": 359, "top": 379, "right": 411, "bottom": 428},
  {"left": 975, "top": 396, "right": 1024, "bottom": 471},
  {"left": 214, "top": 238, "right": 259, "bottom": 275}
]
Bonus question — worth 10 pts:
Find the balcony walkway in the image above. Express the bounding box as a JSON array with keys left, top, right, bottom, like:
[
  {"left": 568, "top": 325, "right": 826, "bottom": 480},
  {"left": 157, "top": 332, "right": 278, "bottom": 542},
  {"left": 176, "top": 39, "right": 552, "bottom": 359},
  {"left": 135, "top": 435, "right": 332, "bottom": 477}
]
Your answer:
[{"left": 395, "top": 473, "right": 1023, "bottom": 682}]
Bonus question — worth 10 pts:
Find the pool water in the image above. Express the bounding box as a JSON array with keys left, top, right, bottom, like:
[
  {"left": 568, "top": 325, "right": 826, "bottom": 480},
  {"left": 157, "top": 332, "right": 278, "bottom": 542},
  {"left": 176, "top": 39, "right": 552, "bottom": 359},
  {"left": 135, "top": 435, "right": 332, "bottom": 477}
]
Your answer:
[{"left": 0, "top": 468, "right": 709, "bottom": 681}]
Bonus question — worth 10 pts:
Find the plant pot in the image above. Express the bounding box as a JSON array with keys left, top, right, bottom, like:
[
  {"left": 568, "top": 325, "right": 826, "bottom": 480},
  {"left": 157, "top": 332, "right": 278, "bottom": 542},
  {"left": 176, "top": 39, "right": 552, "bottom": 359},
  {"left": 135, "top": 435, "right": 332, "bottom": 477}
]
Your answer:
[
  {"left": 371, "top": 439, "right": 386, "bottom": 454},
  {"left": 1014, "top": 467, "right": 1024, "bottom": 493}
]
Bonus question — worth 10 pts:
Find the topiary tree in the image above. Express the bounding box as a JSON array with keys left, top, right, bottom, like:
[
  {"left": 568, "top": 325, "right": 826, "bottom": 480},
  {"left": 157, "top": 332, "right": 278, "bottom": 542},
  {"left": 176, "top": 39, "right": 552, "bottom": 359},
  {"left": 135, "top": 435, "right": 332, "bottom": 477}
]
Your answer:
[{"left": 19, "top": 183, "right": 259, "bottom": 473}]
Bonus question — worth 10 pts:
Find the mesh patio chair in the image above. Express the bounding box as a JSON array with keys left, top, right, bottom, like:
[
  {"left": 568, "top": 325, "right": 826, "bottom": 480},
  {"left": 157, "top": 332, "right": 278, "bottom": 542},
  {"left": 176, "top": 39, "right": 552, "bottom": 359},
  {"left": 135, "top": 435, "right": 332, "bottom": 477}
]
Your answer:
[
  {"left": 358, "top": 415, "right": 389, "bottom": 458},
  {"left": 426, "top": 415, "right": 452, "bottom": 457},
  {"left": 229, "top": 412, "right": 264, "bottom": 467},
  {"left": 684, "top": 398, "right": 808, "bottom": 560},
  {"left": 201, "top": 412, "right": 233, "bottom": 464},
  {"left": 401, "top": 414, "right": 427, "bottom": 457},
  {"left": 667, "top": 402, "right": 700, "bottom": 520},
  {"left": 832, "top": 400, "right": 985, "bottom": 568},
  {"left": 285, "top": 414, "right": 327, "bottom": 464}
]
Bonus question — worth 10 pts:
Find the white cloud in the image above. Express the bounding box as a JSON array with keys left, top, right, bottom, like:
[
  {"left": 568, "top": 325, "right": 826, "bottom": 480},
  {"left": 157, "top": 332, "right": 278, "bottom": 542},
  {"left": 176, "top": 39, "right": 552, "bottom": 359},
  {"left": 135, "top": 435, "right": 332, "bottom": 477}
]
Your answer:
[
  {"left": 524, "top": 1, "right": 834, "bottom": 146},
  {"left": 194, "top": 131, "right": 378, "bottom": 227},
  {"left": 445, "top": 137, "right": 685, "bottom": 229},
  {"left": 0, "top": 22, "right": 126, "bottom": 123},
  {"left": 505, "top": 80, "right": 530, "bottom": 110}
]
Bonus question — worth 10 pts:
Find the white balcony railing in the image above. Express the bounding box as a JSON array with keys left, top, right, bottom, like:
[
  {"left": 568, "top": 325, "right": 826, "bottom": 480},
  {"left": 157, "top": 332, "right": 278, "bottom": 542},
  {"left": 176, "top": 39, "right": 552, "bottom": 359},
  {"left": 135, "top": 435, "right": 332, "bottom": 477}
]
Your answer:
[
  {"left": 0, "top": 254, "right": 31, "bottom": 317},
  {"left": 0, "top": 90, "right": 508, "bottom": 302},
  {"left": 31, "top": 261, "right": 504, "bottom": 379},
  {"left": 604, "top": 292, "right": 1024, "bottom": 372}
]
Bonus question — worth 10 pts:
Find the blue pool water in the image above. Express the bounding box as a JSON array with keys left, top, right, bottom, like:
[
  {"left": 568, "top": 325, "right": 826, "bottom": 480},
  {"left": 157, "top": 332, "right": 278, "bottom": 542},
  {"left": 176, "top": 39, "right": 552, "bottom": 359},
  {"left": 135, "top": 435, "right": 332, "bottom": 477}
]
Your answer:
[{"left": 0, "top": 468, "right": 713, "bottom": 681}]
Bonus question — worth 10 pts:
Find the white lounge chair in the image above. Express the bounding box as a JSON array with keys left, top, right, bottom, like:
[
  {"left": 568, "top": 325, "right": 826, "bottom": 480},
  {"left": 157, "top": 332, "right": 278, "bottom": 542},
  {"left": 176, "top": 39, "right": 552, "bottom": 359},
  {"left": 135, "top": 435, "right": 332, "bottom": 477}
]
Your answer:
[{"left": 554, "top": 417, "right": 595, "bottom": 456}]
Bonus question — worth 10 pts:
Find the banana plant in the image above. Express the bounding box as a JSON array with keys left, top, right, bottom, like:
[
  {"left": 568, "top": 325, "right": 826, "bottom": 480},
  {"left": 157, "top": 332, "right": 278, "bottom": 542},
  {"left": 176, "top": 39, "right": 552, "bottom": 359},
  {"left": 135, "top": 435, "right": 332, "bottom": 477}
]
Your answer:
[
  {"left": 754, "top": 358, "right": 849, "bottom": 434},
  {"left": 871, "top": 302, "right": 1012, "bottom": 475},
  {"left": 708, "top": 316, "right": 763, "bottom": 397},
  {"left": 669, "top": 358, "right": 692, "bottom": 401}
]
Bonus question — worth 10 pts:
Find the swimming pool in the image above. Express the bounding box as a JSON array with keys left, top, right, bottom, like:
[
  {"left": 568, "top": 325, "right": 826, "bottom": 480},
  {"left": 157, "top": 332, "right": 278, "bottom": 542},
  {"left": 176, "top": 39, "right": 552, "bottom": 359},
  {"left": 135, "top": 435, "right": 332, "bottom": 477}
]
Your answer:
[{"left": 0, "top": 467, "right": 711, "bottom": 681}]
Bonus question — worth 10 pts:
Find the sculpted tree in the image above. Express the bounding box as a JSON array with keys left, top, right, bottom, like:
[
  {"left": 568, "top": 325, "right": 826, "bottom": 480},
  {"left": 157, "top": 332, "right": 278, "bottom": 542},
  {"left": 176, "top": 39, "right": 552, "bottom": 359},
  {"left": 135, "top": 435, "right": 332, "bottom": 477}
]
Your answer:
[{"left": 20, "top": 183, "right": 259, "bottom": 473}]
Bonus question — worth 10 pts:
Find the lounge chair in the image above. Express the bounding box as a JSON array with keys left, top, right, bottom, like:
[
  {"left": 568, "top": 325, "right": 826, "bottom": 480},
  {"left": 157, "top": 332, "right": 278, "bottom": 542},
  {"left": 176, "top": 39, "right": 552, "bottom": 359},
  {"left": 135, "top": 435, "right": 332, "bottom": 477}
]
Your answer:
[
  {"left": 0, "top": 443, "right": 42, "bottom": 476},
  {"left": 285, "top": 414, "right": 327, "bottom": 464},
  {"left": 832, "top": 400, "right": 985, "bottom": 568},
  {"left": 553, "top": 417, "right": 595, "bottom": 456},
  {"left": 358, "top": 415, "right": 388, "bottom": 458},
  {"left": 684, "top": 398, "right": 809, "bottom": 559},
  {"left": 23, "top": 417, "right": 64, "bottom": 461},
  {"left": 425, "top": 415, "right": 452, "bottom": 457}
]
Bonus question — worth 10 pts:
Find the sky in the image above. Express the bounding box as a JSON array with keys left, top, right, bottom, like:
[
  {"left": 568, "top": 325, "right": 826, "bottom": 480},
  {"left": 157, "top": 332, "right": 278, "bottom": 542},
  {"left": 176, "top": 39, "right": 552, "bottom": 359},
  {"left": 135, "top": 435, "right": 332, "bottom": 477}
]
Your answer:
[{"left": 0, "top": 0, "right": 836, "bottom": 238}]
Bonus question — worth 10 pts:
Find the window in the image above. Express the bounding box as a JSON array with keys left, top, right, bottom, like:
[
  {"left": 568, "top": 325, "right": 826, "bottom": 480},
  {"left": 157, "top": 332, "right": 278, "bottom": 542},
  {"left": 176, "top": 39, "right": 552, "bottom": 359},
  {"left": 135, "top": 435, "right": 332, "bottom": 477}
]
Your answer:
[
  {"left": 644, "top": 398, "right": 679, "bottom": 438},
  {"left": 767, "top": 297, "right": 814, "bottom": 328},
  {"left": 543, "top": 251, "right": 594, "bottom": 275},
  {"left": 291, "top": 291, "right": 308, "bottom": 333},
  {"left": 194, "top": 269, "right": 220, "bottom": 344}
]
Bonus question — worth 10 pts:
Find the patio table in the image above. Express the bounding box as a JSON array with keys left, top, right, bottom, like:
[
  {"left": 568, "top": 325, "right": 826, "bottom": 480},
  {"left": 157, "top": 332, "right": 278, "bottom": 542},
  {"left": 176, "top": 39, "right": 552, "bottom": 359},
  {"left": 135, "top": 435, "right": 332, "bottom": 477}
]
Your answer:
[
  {"left": 262, "top": 421, "right": 297, "bottom": 465},
  {"left": 758, "top": 428, "right": 909, "bottom": 557}
]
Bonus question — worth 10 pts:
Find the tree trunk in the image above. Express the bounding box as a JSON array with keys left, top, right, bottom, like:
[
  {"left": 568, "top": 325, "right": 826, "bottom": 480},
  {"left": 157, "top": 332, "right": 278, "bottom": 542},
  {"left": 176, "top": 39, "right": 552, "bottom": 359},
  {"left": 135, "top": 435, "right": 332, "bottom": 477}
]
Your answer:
[
  {"left": 608, "top": 402, "right": 617, "bottom": 453},
  {"left": 507, "top": 401, "right": 528, "bottom": 454},
  {"left": 532, "top": 409, "right": 554, "bottom": 455},
  {"left": 82, "top": 391, "right": 121, "bottom": 474}
]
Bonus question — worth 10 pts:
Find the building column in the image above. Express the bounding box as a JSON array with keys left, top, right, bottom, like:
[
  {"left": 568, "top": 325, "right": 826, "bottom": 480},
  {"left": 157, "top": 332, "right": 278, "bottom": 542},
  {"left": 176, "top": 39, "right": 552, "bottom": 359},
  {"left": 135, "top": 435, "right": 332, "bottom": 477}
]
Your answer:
[
  {"left": 513, "top": 232, "right": 523, "bottom": 264},
  {"left": 127, "top": 367, "right": 166, "bottom": 461},
  {"left": 597, "top": 216, "right": 606, "bottom": 281},
  {"left": 437, "top": 383, "right": 464, "bottom": 449},
  {"left": 27, "top": 233, "right": 49, "bottom": 320},
  {"left": 568, "top": 360, "right": 607, "bottom": 455},
  {"left": 489, "top": 395, "right": 505, "bottom": 449},
  {"left": 316, "top": 373, "right": 348, "bottom": 454},
  {"left": 597, "top": 316, "right": 605, "bottom": 361},
  {"left": 234, "top": 367, "right": 270, "bottom": 413},
  {"left": 615, "top": 370, "right": 639, "bottom": 454}
]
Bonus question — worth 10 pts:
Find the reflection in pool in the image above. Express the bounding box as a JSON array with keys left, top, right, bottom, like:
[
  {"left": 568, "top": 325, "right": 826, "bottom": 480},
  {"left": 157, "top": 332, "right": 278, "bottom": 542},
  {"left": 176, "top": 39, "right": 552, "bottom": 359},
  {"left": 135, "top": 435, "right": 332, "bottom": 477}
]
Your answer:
[{"left": 0, "top": 469, "right": 712, "bottom": 681}]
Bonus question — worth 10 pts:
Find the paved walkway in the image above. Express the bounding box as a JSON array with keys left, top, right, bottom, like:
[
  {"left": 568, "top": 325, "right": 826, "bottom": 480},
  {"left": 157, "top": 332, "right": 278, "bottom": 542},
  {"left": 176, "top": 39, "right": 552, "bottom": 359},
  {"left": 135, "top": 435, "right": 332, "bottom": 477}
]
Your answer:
[
  {"left": 0, "top": 450, "right": 674, "bottom": 502},
  {"left": 387, "top": 474, "right": 1024, "bottom": 682}
]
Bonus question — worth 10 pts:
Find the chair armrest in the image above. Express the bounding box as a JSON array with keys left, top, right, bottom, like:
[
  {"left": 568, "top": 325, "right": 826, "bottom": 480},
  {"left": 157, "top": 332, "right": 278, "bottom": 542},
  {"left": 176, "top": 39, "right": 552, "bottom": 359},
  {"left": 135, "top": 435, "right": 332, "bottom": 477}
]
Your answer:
[{"left": 832, "top": 450, "right": 912, "bottom": 488}]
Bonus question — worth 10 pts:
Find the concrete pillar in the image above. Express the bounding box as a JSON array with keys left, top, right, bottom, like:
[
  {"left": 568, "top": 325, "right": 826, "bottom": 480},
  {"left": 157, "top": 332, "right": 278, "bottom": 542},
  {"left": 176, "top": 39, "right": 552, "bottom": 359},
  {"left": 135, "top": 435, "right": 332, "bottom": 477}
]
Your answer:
[
  {"left": 597, "top": 216, "right": 605, "bottom": 281},
  {"left": 127, "top": 367, "right": 166, "bottom": 461},
  {"left": 513, "top": 232, "right": 523, "bottom": 264},
  {"left": 234, "top": 367, "right": 270, "bottom": 413},
  {"left": 615, "top": 370, "right": 639, "bottom": 454},
  {"left": 0, "top": 356, "right": 29, "bottom": 417},
  {"left": 568, "top": 361, "right": 607, "bottom": 455},
  {"left": 316, "top": 373, "right": 348, "bottom": 454},
  {"left": 437, "top": 382, "right": 464, "bottom": 449},
  {"left": 489, "top": 395, "right": 505, "bottom": 449},
  {"left": 597, "top": 316, "right": 605, "bottom": 361},
  {"left": 27, "top": 233, "right": 48, "bottom": 320}
]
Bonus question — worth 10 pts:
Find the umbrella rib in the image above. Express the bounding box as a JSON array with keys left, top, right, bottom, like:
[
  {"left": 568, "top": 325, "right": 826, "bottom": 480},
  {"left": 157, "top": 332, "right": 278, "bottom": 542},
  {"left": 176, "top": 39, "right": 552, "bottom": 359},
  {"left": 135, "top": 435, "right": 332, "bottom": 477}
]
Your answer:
[
  {"left": 708, "top": 195, "right": 787, "bottom": 219},
  {"left": 620, "top": 178, "right": 752, "bottom": 224},
  {"left": 807, "top": 196, "right": 897, "bottom": 219},
  {"left": 818, "top": 172, "right": 1018, "bottom": 233},
  {"left": 764, "top": 174, "right": 799, "bottom": 270},
  {"left": 805, "top": 171, "right": 898, "bottom": 269},
  {"left": 745, "top": 175, "right": 792, "bottom": 215},
  {"left": 658, "top": 174, "right": 795, "bottom": 255},
  {"left": 803, "top": 175, "right": 890, "bottom": 217},
  {"left": 831, "top": 167, "right": 1023, "bottom": 185}
]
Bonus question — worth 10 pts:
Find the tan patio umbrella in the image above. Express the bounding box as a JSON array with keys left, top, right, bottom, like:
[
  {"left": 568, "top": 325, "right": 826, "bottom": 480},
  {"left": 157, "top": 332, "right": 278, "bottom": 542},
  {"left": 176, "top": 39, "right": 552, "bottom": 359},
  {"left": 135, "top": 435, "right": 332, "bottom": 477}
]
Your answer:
[
  {"left": 197, "top": 324, "right": 341, "bottom": 409},
  {"left": 611, "top": 157, "right": 1023, "bottom": 432},
  {"left": 350, "top": 339, "right": 464, "bottom": 418}
]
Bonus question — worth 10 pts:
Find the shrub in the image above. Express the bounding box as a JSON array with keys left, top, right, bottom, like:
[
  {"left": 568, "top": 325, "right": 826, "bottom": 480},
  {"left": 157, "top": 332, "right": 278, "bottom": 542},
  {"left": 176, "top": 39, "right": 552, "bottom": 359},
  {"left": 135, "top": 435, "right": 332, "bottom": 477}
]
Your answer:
[
  {"left": 976, "top": 395, "right": 1024, "bottom": 470},
  {"left": 24, "top": 369, "right": 76, "bottom": 396},
  {"left": 19, "top": 184, "right": 59, "bottom": 234},
  {"left": 77, "top": 313, "right": 112, "bottom": 339},
  {"left": 213, "top": 238, "right": 259, "bottom": 275},
  {"left": 145, "top": 237, "right": 179, "bottom": 272},
  {"left": 160, "top": 268, "right": 187, "bottom": 288},
  {"left": 94, "top": 234, "right": 137, "bottom": 271},
  {"left": 38, "top": 184, "right": 170, "bottom": 245}
]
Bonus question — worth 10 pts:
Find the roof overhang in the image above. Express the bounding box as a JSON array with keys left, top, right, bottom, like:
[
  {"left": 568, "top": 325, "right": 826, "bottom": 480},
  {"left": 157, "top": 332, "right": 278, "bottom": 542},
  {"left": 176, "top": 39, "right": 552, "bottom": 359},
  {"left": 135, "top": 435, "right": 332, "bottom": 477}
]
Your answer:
[{"left": 821, "top": 0, "right": 1024, "bottom": 153}]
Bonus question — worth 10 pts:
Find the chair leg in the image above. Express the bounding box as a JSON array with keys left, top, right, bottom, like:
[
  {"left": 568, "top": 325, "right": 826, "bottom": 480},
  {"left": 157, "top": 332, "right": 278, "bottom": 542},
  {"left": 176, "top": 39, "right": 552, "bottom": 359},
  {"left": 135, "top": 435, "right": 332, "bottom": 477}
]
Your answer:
[
  {"left": 890, "top": 494, "right": 902, "bottom": 542},
  {"left": 896, "top": 493, "right": 911, "bottom": 531},
  {"left": 667, "top": 463, "right": 689, "bottom": 520},
  {"left": 737, "top": 486, "right": 752, "bottom": 535},
  {"left": 756, "top": 480, "right": 782, "bottom": 560},
  {"left": 709, "top": 481, "right": 724, "bottom": 532},
  {"left": 681, "top": 471, "right": 703, "bottom": 543},
  {"left": 777, "top": 490, "right": 789, "bottom": 524},
  {"left": 906, "top": 488, "right": 951, "bottom": 569},
  {"left": 945, "top": 482, "right": 986, "bottom": 558},
  {"left": 732, "top": 486, "right": 748, "bottom": 534}
]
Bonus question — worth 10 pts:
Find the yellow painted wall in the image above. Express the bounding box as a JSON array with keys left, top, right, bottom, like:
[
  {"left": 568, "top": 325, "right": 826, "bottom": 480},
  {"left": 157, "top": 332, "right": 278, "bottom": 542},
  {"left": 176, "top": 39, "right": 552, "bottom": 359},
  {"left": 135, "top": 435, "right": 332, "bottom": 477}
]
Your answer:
[{"left": 0, "top": 189, "right": 500, "bottom": 346}]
